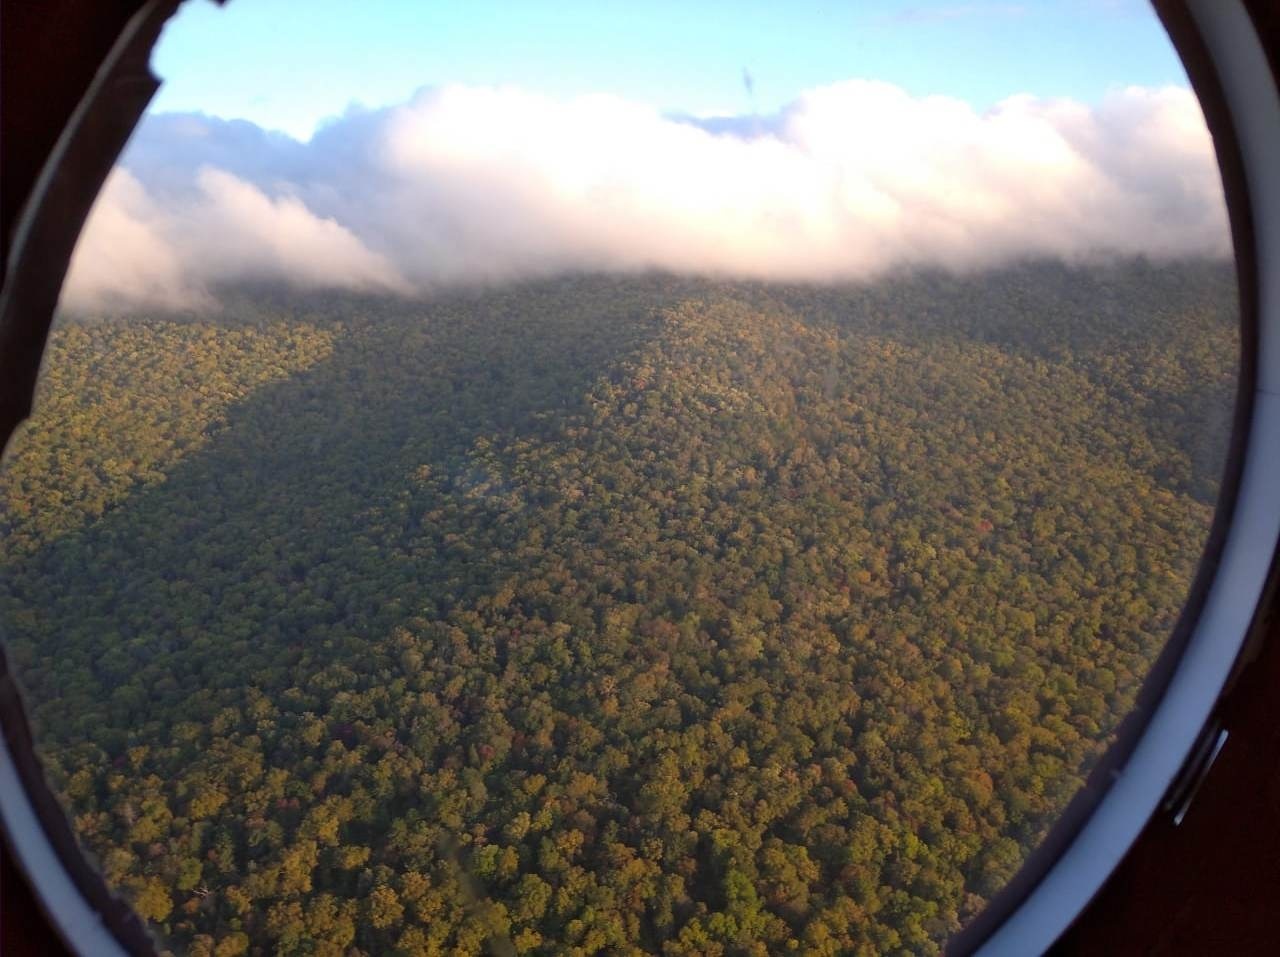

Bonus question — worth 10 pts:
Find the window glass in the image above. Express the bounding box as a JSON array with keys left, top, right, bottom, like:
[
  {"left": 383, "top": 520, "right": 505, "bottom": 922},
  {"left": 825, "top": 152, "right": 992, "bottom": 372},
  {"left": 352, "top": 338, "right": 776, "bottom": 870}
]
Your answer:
[{"left": 0, "top": 2, "right": 1236, "bottom": 953}]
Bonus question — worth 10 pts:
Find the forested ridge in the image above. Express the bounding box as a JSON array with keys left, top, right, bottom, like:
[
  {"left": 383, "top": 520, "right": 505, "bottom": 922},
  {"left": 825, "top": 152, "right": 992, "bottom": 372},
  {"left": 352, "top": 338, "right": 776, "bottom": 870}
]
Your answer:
[{"left": 0, "top": 261, "right": 1237, "bottom": 955}]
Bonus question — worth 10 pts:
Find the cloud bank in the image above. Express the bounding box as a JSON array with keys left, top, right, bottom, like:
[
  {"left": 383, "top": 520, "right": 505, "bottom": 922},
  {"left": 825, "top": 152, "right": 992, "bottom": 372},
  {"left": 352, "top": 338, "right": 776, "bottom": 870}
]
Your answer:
[{"left": 61, "top": 80, "right": 1229, "bottom": 311}]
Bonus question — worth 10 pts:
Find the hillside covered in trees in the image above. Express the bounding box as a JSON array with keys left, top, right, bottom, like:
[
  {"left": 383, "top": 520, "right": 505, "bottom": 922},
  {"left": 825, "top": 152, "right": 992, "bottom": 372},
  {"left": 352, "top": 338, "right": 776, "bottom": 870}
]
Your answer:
[{"left": 0, "top": 260, "right": 1237, "bottom": 955}]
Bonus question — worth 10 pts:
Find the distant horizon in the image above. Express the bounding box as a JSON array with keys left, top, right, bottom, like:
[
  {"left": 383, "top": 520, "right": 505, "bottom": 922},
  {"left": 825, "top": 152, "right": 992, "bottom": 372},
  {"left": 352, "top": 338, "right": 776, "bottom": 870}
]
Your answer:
[{"left": 60, "top": 250, "right": 1234, "bottom": 319}]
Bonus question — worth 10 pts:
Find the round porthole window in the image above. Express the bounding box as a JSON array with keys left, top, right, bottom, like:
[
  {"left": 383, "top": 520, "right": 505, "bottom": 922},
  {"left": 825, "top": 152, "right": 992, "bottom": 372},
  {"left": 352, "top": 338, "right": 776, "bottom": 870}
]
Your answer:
[{"left": 0, "top": 2, "right": 1276, "bottom": 955}]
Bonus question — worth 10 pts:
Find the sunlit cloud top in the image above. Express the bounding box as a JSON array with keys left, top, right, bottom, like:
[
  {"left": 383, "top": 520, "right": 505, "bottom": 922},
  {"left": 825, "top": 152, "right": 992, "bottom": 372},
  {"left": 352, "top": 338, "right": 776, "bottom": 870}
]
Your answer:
[{"left": 62, "top": 80, "right": 1229, "bottom": 312}]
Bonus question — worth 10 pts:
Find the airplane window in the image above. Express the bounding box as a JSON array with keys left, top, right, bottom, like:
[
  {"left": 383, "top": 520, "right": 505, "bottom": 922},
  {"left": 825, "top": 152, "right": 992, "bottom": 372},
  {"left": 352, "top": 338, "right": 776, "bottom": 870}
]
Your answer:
[{"left": 0, "top": 1, "right": 1240, "bottom": 954}]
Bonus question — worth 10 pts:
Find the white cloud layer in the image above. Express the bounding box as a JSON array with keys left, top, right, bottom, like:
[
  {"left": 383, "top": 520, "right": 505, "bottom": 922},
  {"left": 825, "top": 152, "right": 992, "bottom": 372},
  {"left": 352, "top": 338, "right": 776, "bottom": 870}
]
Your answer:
[{"left": 61, "top": 80, "right": 1229, "bottom": 311}]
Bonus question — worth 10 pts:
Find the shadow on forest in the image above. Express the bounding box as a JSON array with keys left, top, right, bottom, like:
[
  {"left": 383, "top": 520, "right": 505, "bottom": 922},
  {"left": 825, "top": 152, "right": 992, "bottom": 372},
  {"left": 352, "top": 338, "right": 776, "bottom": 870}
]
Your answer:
[
  {"left": 0, "top": 262, "right": 1245, "bottom": 953},
  {"left": 0, "top": 262, "right": 1238, "bottom": 758},
  {"left": 3, "top": 278, "right": 671, "bottom": 758}
]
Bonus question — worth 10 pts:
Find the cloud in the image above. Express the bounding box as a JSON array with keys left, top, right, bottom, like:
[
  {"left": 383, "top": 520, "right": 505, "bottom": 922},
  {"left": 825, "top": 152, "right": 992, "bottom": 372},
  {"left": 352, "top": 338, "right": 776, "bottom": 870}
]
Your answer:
[
  {"left": 61, "top": 79, "right": 1229, "bottom": 311},
  {"left": 62, "top": 164, "right": 408, "bottom": 312}
]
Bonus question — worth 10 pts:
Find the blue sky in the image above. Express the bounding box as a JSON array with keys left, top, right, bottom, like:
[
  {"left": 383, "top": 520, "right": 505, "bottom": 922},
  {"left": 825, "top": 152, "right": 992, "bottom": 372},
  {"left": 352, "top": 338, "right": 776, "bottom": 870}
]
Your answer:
[{"left": 151, "top": 0, "right": 1188, "bottom": 141}]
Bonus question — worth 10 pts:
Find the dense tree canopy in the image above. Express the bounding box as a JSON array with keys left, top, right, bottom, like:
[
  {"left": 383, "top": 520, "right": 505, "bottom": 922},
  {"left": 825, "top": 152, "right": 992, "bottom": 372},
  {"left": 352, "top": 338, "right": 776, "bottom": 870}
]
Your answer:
[{"left": 0, "top": 260, "right": 1237, "bottom": 955}]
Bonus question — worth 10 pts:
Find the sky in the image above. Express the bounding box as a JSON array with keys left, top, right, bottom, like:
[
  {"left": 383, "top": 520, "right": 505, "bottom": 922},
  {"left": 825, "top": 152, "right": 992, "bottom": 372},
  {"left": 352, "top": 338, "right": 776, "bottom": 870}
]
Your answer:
[
  {"left": 61, "top": 0, "right": 1230, "bottom": 311},
  {"left": 150, "top": 0, "right": 1188, "bottom": 141}
]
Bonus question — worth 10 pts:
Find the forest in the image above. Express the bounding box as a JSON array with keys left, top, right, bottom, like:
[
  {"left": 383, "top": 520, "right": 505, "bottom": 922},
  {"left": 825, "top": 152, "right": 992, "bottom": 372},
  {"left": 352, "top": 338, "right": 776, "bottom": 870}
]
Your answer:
[{"left": 0, "top": 260, "right": 1238, "bottom": 955}]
